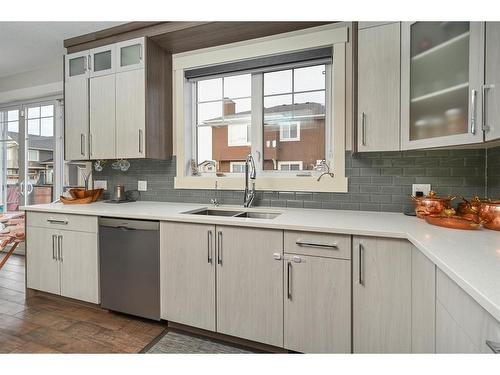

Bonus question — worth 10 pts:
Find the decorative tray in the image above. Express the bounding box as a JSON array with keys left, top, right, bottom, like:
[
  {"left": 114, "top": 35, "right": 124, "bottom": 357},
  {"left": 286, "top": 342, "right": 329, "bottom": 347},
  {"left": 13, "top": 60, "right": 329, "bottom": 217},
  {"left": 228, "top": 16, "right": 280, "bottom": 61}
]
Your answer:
[{"left": 424, "top": 215, "right": 481, "bottom": 230}]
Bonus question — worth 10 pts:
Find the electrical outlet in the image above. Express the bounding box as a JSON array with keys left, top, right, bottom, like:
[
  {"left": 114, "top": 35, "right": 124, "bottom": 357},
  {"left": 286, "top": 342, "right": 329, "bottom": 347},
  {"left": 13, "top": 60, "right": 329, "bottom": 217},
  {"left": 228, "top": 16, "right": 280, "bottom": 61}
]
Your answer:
[
  {"left": 138, "top": 180, "right": 147, "bottom": 191},
  {"left": 94, "top": 180, "right": 107, "bottom": 190},
  {"left": 412, "top": 184, "right": 431, "bottom": 197}
]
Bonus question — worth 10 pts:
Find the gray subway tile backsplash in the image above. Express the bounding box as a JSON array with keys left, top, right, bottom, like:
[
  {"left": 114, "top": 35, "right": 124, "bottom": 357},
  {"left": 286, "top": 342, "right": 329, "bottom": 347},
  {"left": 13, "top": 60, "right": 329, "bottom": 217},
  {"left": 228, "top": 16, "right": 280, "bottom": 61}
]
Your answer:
[{"left": 93, "top": 147, "right": 499, "bottom": 213}]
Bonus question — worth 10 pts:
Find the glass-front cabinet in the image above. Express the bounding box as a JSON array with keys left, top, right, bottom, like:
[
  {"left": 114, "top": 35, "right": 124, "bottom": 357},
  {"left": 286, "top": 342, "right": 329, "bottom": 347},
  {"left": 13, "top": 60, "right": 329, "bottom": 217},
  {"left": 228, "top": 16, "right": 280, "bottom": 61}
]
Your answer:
[
  {"left": 89, "top": 44, "right": 115, "bottom": 77},
  {"left": 401, "top": 22, "right": 485, "bottom": 149},
  {"left": 116, "top": 37, "right": 145, "bottom": 72}
]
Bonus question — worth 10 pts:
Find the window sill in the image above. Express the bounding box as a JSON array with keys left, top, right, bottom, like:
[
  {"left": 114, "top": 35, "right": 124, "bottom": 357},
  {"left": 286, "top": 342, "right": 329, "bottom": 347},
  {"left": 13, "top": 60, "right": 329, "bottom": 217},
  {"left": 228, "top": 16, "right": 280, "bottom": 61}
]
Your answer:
[{"left": 174, "top": 175, "right": 348, "bottom": 193}]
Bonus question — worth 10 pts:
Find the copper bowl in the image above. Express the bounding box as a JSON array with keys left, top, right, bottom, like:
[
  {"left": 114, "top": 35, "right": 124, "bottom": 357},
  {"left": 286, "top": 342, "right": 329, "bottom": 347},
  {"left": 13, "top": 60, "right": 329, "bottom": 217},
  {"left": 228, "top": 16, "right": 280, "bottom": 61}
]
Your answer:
[
  {"left": 456, "top": 196, "right": 488, "bottom": 223},
  {"left": 412, "top": 191, "right": 455, "bottom": 219},
  {"left": 479, "top": 201, "right": 500, "bottom": 231}
]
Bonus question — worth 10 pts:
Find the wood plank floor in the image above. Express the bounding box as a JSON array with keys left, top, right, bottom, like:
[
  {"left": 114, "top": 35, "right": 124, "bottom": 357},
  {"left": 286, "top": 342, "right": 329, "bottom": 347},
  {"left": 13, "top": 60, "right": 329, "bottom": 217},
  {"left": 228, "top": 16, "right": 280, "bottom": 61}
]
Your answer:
[{"left": 0, "top": 254, "right": 166, "bottom": 353}]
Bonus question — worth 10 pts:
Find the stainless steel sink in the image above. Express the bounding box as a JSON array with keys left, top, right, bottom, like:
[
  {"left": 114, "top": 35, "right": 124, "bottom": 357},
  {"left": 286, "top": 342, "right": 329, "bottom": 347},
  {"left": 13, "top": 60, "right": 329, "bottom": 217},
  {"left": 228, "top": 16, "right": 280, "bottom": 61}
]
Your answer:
[
  {"left": 234, "top": 211, "right": 281, "bottom": 219},
  {"left": 182, "top": 208, "right": 281, "bottom": 219}
]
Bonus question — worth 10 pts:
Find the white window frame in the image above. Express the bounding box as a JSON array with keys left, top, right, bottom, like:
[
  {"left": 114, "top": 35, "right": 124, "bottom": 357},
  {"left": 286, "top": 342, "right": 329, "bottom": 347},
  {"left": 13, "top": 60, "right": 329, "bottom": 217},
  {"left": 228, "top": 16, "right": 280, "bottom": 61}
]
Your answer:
[
  {"left": 279, "top": 121, "right": 301, "bottom": 142},
  {"left": 173, "top": 23, "right": 348, "bottom": 192},
  {"left": 230, "top": 161, "right": 246, "bottom": 173},
  {"left": 277, "top": 161, "right": 303, "bottom": 171}
]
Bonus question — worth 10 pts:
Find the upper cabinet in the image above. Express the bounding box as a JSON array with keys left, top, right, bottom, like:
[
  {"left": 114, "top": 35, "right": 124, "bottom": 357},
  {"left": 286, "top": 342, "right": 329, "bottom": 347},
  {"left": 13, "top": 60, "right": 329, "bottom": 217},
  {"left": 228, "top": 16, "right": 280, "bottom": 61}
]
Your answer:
[
  {"left": 357, "top": 22, "right": 401, "bottom": 151},
  {"left": 485, "top": 22, "right": 500, "bottom": 142},
  {"left": 401, "top": 22, "right": 485, "bottom": 149},
  {"left": 64, "top": 37, "right": 172, "bottom": 161}
]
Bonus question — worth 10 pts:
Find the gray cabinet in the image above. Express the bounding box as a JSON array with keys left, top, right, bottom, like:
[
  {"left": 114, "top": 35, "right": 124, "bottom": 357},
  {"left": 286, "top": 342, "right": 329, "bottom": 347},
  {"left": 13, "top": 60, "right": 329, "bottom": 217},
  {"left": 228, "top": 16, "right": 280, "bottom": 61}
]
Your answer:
[
  {"left": 485, "top": 22, "right": 500, "bottom": 142},
  {"left": 357, "top": 22, "right": 401, "bottom": 151},
  {"left": 352, "top": 236, "right": 412, "bottom": 353},
  {"left": 401, "top": 22, "right": 485, "bottom": 149},
  {"left": 160, "top": 222, "right": 216, "bottom": 331},
  {"left": 283, "top": 253, "right": 351, "bottom": 353},
  {"left": 216, "top": 226, "right": 283, "bottom": 347}
]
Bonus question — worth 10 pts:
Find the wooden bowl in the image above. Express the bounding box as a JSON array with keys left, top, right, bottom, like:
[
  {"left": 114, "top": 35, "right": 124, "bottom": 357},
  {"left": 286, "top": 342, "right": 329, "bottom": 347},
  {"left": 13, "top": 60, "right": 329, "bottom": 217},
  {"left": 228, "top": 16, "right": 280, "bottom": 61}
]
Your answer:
[
  {"left": 68, "top": 188, "right": 103, "bottom": 202},
  {"left": 60, "top": 196, "right": 94, "bottom": 205}
]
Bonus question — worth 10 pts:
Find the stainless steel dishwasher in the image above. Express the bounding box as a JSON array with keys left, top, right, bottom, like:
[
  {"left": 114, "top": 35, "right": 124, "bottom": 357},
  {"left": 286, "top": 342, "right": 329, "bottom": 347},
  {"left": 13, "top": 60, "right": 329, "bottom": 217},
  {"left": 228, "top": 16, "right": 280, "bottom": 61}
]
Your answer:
[{"left": 99, "top": 217, "right": 160, "bottom": 320}]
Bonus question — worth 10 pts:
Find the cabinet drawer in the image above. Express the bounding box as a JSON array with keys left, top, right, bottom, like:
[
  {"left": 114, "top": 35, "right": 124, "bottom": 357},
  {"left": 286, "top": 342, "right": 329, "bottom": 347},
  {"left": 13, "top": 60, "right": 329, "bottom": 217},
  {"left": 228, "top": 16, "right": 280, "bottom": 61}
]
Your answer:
[
  {"left": 284, "top": 231, "right": 350, "bottom": 260},
  {"left": 436, "top": 269, "right": 500, "bottom": 353},
  {"left": 27, "top": 212, "right": 98, "bottom": 233}
]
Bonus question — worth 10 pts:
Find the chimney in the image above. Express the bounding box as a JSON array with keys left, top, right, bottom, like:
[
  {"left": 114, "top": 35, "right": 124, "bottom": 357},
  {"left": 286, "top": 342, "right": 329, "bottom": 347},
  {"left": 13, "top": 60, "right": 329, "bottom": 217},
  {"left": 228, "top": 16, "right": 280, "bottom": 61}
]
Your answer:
[{"left": 223, "top": 99, "right": 236, "bottom": 116}]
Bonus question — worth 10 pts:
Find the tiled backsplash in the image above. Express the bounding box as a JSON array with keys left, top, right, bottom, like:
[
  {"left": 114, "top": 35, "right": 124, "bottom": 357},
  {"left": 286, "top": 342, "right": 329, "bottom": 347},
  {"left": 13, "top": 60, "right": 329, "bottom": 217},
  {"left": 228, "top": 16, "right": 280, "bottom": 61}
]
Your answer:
[
  {"left": 487, "top": 146, "right": 500, "bottom": 199},
  {"left": 93, "top": 147, "right": 495, "bottom": 212}
]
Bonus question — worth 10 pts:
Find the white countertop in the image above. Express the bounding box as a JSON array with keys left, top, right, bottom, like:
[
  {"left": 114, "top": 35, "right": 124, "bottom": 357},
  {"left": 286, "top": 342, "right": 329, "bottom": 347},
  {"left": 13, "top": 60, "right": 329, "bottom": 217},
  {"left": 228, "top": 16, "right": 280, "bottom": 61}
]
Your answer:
[{"left": 22, "top": 201, "right": 500, "bottom": 322}]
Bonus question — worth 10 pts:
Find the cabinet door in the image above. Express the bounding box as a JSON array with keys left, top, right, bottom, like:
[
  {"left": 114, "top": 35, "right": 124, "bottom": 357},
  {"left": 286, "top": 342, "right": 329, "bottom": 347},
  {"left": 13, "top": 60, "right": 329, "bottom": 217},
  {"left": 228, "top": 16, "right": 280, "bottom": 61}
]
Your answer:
[
  {"left": 216, "top": 226, "right": 283, "bottom": 347},
  {"left": 116, "top": 37, "right": 145, "bottom": 72},
  {"left": 160, "top": 222, "right": 216, "bottom": 331},
  {"left": 401, "top": 22, "right": 485, "bottom": 149},
  {"left": 352, "top": 236, "right": 412, "bottom": 353},
  {"left": 89, "top": 74, "right": 116, "bottom": 159},
  {"left": 89, "top": 44, "right": 115, "bottom": 77},
  {"left": 59, "top": 230, "right": 99, "bottom": 304},
  {"left": 358, "top": 22, "right": 400, "bottom": 151},
  {"left": 284, "top": 255, "right": 351, "bottom": 353},
  {"left": 115, "top": 69, "right": 146, "bottom": 159},
  {"left": 65, "top": 51, "right": 89, "bottom": 161},
  {"left": 26, "top": 227, "right": 60, "bottom": 295},
  {"left": 436, "top": 301, "right": 479, "bottom": 353},
  {"left": 485, "top": 22, "right": 500, "bottom": 141}
]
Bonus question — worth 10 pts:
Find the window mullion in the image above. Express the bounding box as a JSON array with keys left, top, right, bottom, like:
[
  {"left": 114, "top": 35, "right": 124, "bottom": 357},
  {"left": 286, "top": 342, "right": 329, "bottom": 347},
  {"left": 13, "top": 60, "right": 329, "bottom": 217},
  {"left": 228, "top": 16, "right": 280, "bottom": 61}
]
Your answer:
[{"left": 251, "top": 73, "right": 263, "bottom": 173}]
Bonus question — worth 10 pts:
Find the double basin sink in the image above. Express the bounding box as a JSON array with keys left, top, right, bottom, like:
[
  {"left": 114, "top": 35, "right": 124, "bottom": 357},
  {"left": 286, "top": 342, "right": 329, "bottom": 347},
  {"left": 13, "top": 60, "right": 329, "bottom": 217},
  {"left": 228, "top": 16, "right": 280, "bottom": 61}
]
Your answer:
[{"left": 182, "top": 208, "right": 281, "bottom": 220}]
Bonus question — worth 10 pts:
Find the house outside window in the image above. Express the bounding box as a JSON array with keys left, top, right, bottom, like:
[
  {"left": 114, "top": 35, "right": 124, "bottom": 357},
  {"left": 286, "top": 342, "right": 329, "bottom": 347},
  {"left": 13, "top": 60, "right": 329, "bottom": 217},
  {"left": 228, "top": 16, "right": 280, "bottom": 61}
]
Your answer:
[
  {"left": 230, "top": 162, "right": 246, "bottom": 173},
  {"left": 173, "top": 24, "right": 349, "bottom": 192}
]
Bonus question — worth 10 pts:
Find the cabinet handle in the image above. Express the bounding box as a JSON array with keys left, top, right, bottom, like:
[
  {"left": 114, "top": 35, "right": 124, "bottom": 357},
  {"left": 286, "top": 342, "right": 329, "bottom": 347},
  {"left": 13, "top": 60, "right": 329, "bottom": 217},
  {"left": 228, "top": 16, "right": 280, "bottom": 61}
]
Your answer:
[
  {"left": 139, "top": 44, "right": 143, "bottom": 61},
  {"left": 296, "top": 240, "right": 338, "bottom": 249},
  {"left": 482, "top": 84, "right": 494, "bottom": 132},
  {"left": 217, "top": 231, "right": 223, "bottom": 265},
  {"left": 358, "top": 243, "right": 364, "bottom": 286},
  {"left": 89, "top": 134, "right": 93, "bottom": 157},
  {"left": 80, "top": 133, "right": 85, "bottom": 156},
  {"left": 52, "top": 234, "right": 57, "bottom": 260},
  {"left": 287, "top": 261, "right": 292, "bottom": 300},
  {"left": 47, "top": 219, "right": 68, "bottom": 225},
  {"left": 207, "top": 230, "right": 213, "bottom": 264},
  {"left": 360, "top": 112, "right": 366, "bottom": 146},
  {"left": 139, "top": 129, "right": 143, "bottom": 154},
  {"left": 486, "top": 340, "right": 500, "bottom": 354},
  {"left": 87, "top": 54, "right": 91, "bottom": 71},
  {"left": 471, "top": 89, "right": 477, "bottom": 135},
  {"left": 58, "top": 235, "right": 63, "bottom": 262}
]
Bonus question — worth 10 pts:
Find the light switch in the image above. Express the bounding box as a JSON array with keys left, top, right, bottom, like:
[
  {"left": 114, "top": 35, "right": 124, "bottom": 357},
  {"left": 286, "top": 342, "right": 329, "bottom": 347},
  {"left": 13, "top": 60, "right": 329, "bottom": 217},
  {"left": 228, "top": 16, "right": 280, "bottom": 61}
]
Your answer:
[
  {"left": 138, "top": 180, "right": 147, "bottom": 191},
  {"left": 94, "top": 180, "right": 107, "bottom": 190},
  {"left": 412, "top": 184, "right": 431, "bottom": 197}
]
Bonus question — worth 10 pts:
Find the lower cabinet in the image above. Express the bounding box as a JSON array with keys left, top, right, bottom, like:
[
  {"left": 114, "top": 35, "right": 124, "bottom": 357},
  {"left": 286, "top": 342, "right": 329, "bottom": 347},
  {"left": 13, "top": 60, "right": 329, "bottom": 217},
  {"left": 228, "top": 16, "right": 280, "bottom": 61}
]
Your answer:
[
  {"left": 26, "top": 226, "right": 99, "bottom": 304},
  {"left": 283, "top": 254, "right": 351, "bottom": 353},
  {"left": 352, "top": 236, "right": 412, "bottom": 353}
]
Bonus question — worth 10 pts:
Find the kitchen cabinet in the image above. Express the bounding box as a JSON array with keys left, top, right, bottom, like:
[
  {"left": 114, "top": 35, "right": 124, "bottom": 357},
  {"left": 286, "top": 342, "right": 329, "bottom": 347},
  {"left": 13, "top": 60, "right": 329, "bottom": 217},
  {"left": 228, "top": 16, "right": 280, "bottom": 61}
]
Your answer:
[
  {"left": 160, "top": 222, "right": 216, "bottom": 331},
  {"left": 89, "top": 74, "right": 116, "bottom": 159},
  {"left": 216, "top": 226, "right": 283, "bottom": 347},
  {"left": 352, "top": 236, "right": 412, "bottom": 353},
  {"left": 64, "top": 37, "right": 172, "bottom": 161},
  {"left": 26, "top": 215, "right": 99, "bottom": 304},
  {"left": 436, "top": 269, "right": 500, "bottom": 353},
  {"left": 357, "top": 22, "right": 401, "bottom": 151},
  {"left": 484, "top": 22, "right": 500, "bottom": 141},
  {"left": 283, "top": 247, "right": 350, "bottom": 353},
  {"left": 411, "top": 245, "right": 436, "bottom": 353},
  {"left": 401, "top": 22, "right": 485, "bottom": 149}
]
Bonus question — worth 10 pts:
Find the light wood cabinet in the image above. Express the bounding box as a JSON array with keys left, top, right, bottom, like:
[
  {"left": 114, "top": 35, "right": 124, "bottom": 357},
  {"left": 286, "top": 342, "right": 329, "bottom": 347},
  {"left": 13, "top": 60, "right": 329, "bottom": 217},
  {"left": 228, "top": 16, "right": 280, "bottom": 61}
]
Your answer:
[
  {"left": 352, "top": 236, "right": 412, "bottom": 353},
  {"left": 485, "top": 22, "right": 500, "bottom": 141},
  {"left": 216, "top": 226, "right": 283, "bottom": 347},
  {"left": 160, "top": 222, "right": 216, "bottom": 331},
  {"left": 357, "top": 22, "right": 401, "bottom": 151},
  {"left": 26, "top": 214, "right": 99, "bottom": 304},
  {"left": 64, "top": 37, "right": 171, "bottom": 161},
  {"left": 283, "top": 254, "right": 351, "bottom": 353},
  {"left": 89, "top": 74, "right": 116, "bottom": 159}
]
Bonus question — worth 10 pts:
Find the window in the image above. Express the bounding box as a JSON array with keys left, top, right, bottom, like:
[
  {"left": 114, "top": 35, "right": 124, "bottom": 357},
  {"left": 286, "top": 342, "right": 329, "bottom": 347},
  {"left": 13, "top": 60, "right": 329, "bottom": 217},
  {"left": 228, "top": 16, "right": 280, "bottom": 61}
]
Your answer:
[
  {"left": 230, "top": 162, "right": 246, "bottom": 173},
  {"left": 278, "top": 161, "right": 303, "bottom": 171},
  {"left": 7, "top": 110, "right": 19, "bottom": 133},
  {"left": 28, "top": 150, "right": 39, "bottom": 162},
  {"left": 174, "top": 24, "right": 349, "bottom": 192},
  {"left": 26, "top": 105, "right": 54, "bottom": 137}
]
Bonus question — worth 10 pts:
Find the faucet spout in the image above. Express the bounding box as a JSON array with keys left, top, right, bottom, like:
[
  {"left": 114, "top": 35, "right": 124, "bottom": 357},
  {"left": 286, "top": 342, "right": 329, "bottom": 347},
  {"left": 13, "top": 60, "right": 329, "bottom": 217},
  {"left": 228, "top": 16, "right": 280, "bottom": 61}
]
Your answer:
[{"left": 243, "top": 154, "right": 256, "bottom": 208}]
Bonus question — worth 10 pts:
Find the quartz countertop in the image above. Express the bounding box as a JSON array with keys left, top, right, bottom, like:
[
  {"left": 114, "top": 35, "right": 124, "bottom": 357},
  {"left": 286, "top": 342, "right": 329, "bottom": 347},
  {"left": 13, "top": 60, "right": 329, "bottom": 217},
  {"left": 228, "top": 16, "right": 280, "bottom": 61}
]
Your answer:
[{"left": 22, "top": 201, "right": 500, "bottom": 322}]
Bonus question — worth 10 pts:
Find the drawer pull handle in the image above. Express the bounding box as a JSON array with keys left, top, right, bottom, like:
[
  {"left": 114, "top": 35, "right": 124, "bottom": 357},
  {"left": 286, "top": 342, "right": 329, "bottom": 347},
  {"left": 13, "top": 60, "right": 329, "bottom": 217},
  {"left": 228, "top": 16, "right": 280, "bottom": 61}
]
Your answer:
[
  {"left": 486, "top": 340, "right": 500, "bottom": 354},
  {"left": 52, "top": 234, "right": 58, "bottom": 260},
  {"left": 47, "top": 219, "right": 68, "bottom": 225},
  {"left": 295, "top": 240, "right": 338, "bottom": 249},
  {"left": 287, "top": 261, "right": 292, "bottom": 300}
]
